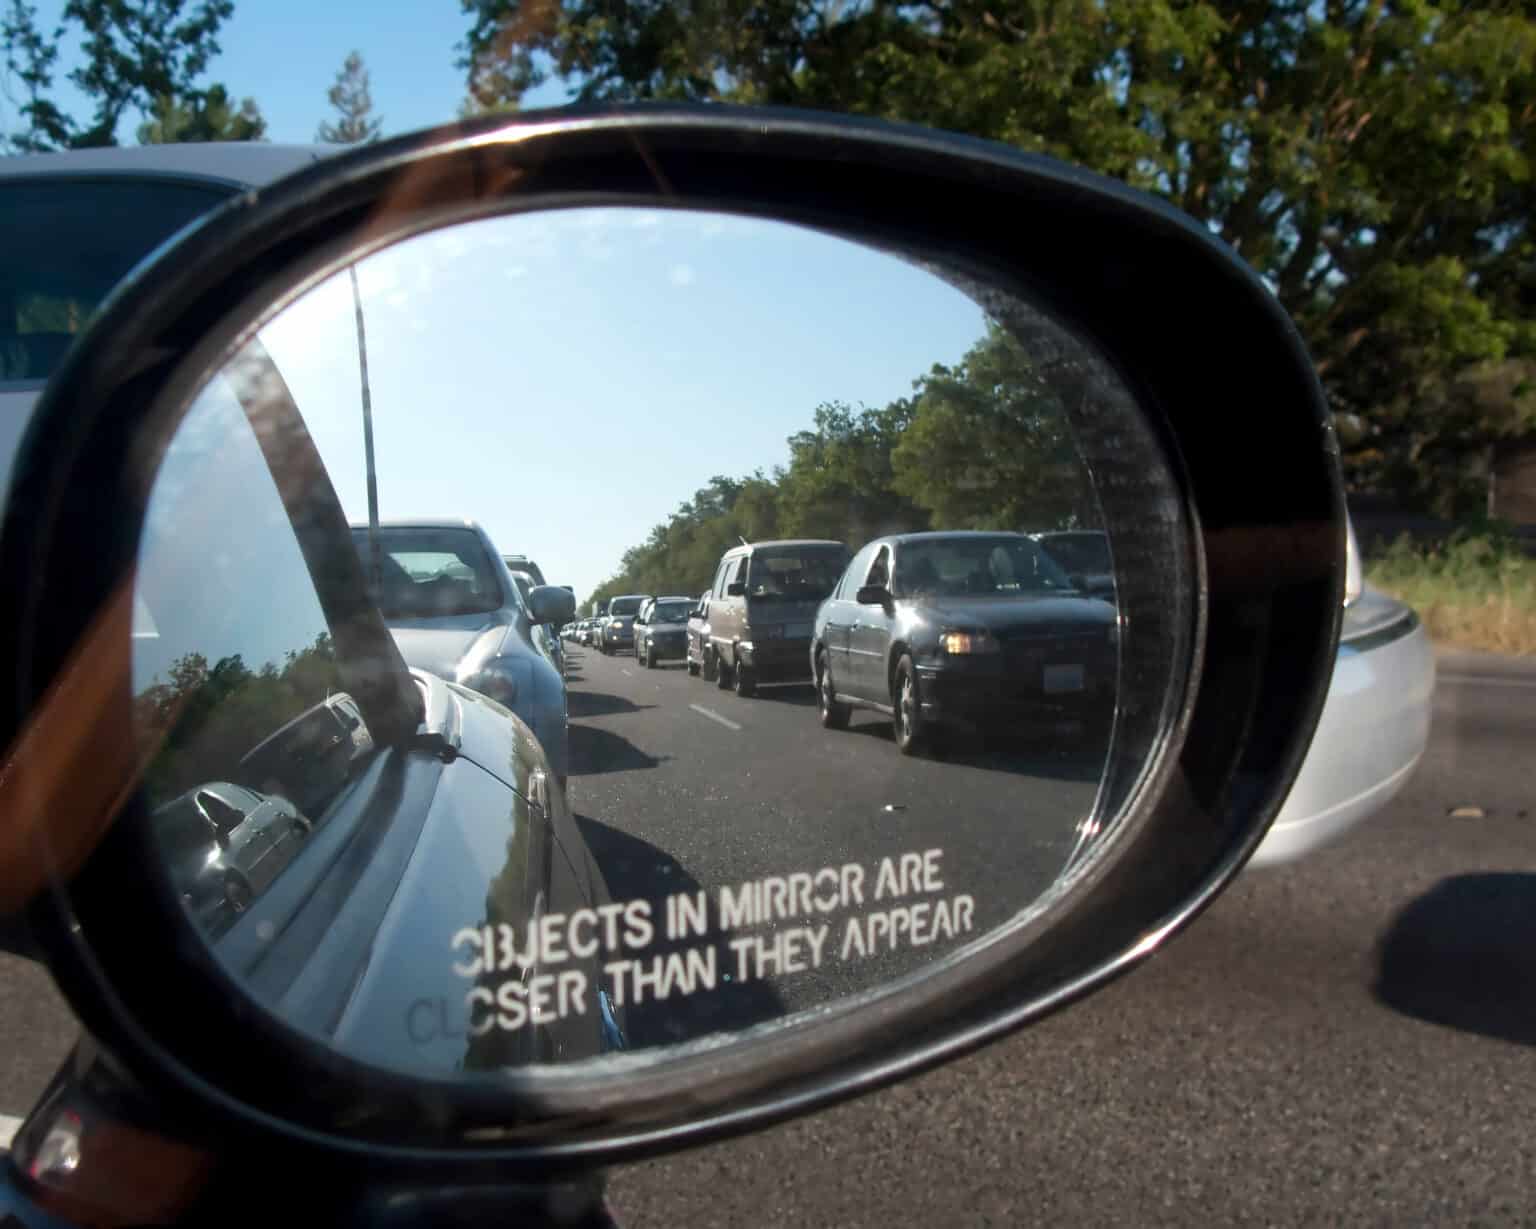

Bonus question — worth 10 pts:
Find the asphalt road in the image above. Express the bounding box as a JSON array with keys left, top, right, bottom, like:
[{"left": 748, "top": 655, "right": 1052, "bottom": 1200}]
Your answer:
[{"left": 2, "top": 646, "right": 1534, "bottom": 1224}]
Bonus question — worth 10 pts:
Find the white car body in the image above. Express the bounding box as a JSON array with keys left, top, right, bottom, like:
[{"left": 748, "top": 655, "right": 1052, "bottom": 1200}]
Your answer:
[{"left": 1249, "top": 523, "right": 1435, "bottom": 866}]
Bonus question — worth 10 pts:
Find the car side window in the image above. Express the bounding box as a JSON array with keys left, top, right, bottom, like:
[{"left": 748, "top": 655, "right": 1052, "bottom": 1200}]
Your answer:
[
  {"left": 731, "top": 556, "right": 750, "bottom": 591},
  {"left": 838, "top": 544, "right": 873, "bottom": 600},
  {"left": 713, "top": 558, "right": 733, "bottom": 599},
  {"left": 866, "top": 546, "right": 892, "bottom": 589}
]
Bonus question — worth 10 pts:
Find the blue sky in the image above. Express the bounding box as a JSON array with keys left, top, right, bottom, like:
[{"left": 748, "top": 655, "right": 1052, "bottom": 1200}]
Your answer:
[
  {"left": 9, "top": 2, "right": 571, "bottom": 144},
  {"left": 256, "top": 208, "right": 991, "bottom": 602}
]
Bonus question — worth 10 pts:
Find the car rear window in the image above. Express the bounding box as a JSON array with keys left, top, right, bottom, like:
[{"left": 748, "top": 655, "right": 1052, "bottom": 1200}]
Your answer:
[
  {"left": 746, "top": 546, "right": 849, "bottom": 601},
  {"left": 353, "top": 527, "right": 503, "bottom": 618},
  {"left": 0, "top": 176, "right": 233, "bottom": 383}
]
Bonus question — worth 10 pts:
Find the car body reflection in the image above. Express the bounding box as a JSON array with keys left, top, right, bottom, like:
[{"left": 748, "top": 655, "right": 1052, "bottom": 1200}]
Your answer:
[{"left": 153, "top": 782, "right": 312, "bottom": 937}]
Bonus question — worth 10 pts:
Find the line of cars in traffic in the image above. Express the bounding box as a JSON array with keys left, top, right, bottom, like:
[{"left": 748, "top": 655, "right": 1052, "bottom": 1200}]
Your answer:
[
  {"left": 567, "top": 531, "right": 1120, "bottom": 757},
  {"left": 565, "top": 524, "right": 1433, "bottom": 866}
]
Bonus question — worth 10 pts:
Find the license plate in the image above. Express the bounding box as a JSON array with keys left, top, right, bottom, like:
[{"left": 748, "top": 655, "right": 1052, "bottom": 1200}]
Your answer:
[{"left": 1043, "top": 664, "right": 1085, "bottom": 694}]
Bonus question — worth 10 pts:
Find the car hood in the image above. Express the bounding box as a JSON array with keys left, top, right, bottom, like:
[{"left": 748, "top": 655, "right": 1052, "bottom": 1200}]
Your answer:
[
  {"left": 901, "top": 594, "right": 1116, "bottom": 634},
  {"left": 385, "top": 615, "right": 513, "bottom": 679}
]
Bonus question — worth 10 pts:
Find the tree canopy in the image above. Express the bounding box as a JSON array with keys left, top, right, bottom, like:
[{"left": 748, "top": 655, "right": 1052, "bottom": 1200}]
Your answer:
[
  {"left": 463, "top": 0, "right": 1536, "bottom": 510},
  {"left": 317, "top": 49, "right": 382, "bottom": 143},
  {"left": 2, "top": 0, "right": 261, "bottom": 148},
  {"left": 586, "top": 323, "right": 1095, "bottom": 606}
]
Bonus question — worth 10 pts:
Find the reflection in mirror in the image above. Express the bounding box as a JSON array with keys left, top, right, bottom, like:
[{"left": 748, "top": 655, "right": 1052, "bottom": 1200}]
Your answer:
[{"left": 132, "top": 207, "right": 1164, "bottom": 1079}]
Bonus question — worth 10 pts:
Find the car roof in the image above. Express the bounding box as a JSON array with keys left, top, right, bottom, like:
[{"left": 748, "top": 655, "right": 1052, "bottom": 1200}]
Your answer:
[
  {"left": 727, "top": 538, "right": 847, "bottom": 554},
  {"left": 0, "top": 143, "right": 335, "bottom": 189},
  {"left": 874, "top": 530, "right": 1033, "bottom": 547},
  {"left": 350, "top": 518, "right": 485, "bottom": 532}
]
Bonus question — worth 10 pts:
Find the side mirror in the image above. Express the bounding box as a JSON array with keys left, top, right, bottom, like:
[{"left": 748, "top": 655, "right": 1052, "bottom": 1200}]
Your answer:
[
  {"left": 726, "top": 581, "right": 746, "bottom": 597},
  {"left": 856, "top": 584, "right": 891, "bottom": 606},
  {"left": 0, "top": 104, "right": 1343, "bottom": 1181},
  {"left": 528, "top": 584, "right": 576, "bottom": 626}
]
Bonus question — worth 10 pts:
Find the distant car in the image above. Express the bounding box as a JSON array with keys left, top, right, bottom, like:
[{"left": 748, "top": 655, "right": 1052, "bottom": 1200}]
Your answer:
[
  {"left": 635, "top": 595, "right": 695, "bottom": 667},
  {"left": 701, "top": 539, "right": 850, "bottom": 696},
  {"left": 351, "top": 519, "right": 575, "bottom": 785},
  {"left": 597, "top": 593, "right": 650, "bottom": 655},
  {"left": 153, "top": 782, "right": 312, "bottom": 935},
  {"left": 811, "top": 531, "right": 1116, "bottom": 754},
  {"left": 575, "top": 619, "right": 594, "bottom": 646},
  {"left": 686, "top": 590, "right": 712, "bottom": 677},
  {"left": 1031, "top": 529, "right": 1115, "bottom": 599},
  {"left": 501, "top": 554, "right": 547, "bottom": 587}
]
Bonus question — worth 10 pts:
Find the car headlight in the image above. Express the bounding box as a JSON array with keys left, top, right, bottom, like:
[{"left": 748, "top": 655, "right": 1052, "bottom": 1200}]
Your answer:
[
  {"left": 940, "top": 629, "right": 1000, "bottom": 655},
  {"left": 610, "top": 618, "right": 623, "bottom": 628}
]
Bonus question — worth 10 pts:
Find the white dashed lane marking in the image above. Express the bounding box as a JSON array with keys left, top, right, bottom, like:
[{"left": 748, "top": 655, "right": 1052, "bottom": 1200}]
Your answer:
[{"left": 689, "top": 703, "right": 742, "bottom": 732}]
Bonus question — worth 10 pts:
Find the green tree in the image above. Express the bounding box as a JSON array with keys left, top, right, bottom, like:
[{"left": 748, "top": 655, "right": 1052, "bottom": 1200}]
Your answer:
[
  {"left": 891, "top": 324, "right": 1098, "bottom": 531},
  {"left": 461, "top": 0, "right": 1536, "bottom": 509},
  {"left": 316, "top": 49, "right": 382, "bottom": 143},
  {"left": 3, "top": 0, "right": 249, "bottom": 150},
  {"left": 137, "top": 83, "right": 265, "bottom": 143}
]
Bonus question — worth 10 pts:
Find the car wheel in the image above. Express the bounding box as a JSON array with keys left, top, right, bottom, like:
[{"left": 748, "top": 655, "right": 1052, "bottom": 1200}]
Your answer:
[
  {"left": 816, "top": 650, "right": 850, "bottom": 730},
  {"left": 715, "top": 652, "right": 733, "bottom": 690},
  {"left": 893, "top": 655, "right": 928, "bottom": 755},
  {"left": 223, "top": 872, "right": 253, "bottom": 914},
  {"left": 687, "top": 654, "right": 700, "bottom": 676},
  {"left": 734, "top": 660, "right": 757, "bottom": 698},
  {"left": 702, "top": 649, "right": 717, "bottom": 682}
]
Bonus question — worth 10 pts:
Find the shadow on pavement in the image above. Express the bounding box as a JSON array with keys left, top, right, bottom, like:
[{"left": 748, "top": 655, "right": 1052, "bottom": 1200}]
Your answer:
[
  {"left": 568, "top": 690, "right": 655, "bottom": 720},
  {"left": 569, "top": 725, "right": 667, "bottom": 776},
  {"left": 574, "top": 815, "right": 787, "bottom": 1050},
  {"left": 836, "top": 714, "right": 1108, "bottom": 784},
  {"left": 1374, "top": 872, "right": 1536, "bottom": 1047}
]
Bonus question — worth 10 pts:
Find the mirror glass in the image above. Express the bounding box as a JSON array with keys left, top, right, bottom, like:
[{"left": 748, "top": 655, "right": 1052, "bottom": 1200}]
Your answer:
[{"left": 130, "top": 207, "right": 1169, "bottom": 1077}]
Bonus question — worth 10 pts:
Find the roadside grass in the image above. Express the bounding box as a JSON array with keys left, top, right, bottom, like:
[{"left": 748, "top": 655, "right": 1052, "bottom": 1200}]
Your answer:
[{"left": 1367, "top": 531, "right": 1536, "bottom": 656}]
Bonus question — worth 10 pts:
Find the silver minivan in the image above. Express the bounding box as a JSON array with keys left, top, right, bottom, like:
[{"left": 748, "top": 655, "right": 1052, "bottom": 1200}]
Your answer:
[{"left": 701, "top": 539, "right": 850, "bottom": 697}]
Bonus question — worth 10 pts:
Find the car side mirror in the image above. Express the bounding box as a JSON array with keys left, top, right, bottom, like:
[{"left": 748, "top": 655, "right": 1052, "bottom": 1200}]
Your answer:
[
  {"left": 528, "top": 584, "right": 576, "bottom": 626},
  {"left": 726, "top": 582, "right": 745, "bottom": 597},
  {"left": 0, "top": 104, "right": 1343, "bottom": 1182}
]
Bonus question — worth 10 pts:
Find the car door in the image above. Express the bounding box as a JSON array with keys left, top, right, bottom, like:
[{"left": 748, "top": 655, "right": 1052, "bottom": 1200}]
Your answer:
[
  {"left": 846, "top": 545, "right": 896, "bottom": 701},
  {"left": 820, "top": 545, "right": 871, "bottom": 692}
]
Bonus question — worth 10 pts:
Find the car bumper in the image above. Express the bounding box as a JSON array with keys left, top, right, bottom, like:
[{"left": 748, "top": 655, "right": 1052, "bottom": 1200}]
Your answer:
[
  {"left": 1248, "top": 589, "right": 1434, "bottom": 868},
  {"left": 643, "top": 634, "right": 687, "bottom": 658},
  {"left": 914, "top": 656, "right": 1116, "bottom": 730},
  {"left": 738, "top": 638, "right": 815, "bottom": 679}
]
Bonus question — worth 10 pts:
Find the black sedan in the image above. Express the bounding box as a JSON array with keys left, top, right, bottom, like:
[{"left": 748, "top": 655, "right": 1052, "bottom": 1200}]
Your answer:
[{"left": 810, "top": 532, "right": 1118, "bottom": 754}]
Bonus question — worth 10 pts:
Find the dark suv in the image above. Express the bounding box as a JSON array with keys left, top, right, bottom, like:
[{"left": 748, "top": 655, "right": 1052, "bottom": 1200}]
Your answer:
[{"left": 597, "top": 594, "right": 649, "bottom": 655}]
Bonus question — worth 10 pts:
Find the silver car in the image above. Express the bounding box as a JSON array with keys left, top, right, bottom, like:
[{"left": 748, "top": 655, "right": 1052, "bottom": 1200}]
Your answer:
[{"left": 351, "top": 519, "right": 576, "bottom": 786}]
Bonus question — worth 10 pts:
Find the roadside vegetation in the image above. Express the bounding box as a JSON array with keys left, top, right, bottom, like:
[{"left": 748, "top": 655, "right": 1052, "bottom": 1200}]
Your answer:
[{"left": 1368, "top": 531, "right": 1536, "bottom": 656}]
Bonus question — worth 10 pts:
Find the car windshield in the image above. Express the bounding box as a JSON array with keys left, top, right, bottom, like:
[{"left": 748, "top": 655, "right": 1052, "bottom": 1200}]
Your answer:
[
  {"left": 653, "top": 600, "right": 692, "bottom": 623},
  {"left": 0, "top": 178, "right": 232, "bottom": 383},
  {"left": 746, "top": 547, "right": 847, "bottom": 601},
  {"left": 353, "top": 527, "right": 502, "bottom": 618},
  {"left": 1037, "top": 533, "right": 1110, "bottom": 575},
  {"left": 610, "top": 596, "right": 645, "bottom": 616},
  {"left": 892, "top": 537, "right": 1074, "bottom": 598}
]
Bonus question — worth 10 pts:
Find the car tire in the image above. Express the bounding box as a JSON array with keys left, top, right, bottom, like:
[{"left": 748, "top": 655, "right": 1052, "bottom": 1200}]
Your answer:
[
  {"left": 816, "top": 650, "right": 850, "bottom": 730},
  {"left": 687, "top": 655, "right": 701, "bottom": 677},
  {"left": 734, "top": 660, "right": 757, "bottom": 698},
  {"left": 715, "top": 652, "right": 733, "bottom": 690},
  {"left": 892, "top": 655, "right": 929, "bottom": 756}
]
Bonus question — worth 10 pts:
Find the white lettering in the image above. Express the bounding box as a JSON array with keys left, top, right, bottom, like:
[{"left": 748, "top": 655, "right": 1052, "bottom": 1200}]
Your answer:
[
  {"left": 452, "top": 927, "right": 483, "bottom": 977},
  {"left": 568, "top": 908, "right": 599, "bottom": 959},
  {"left": 923, "top": 848, "right": 944, "bottom": 892}
]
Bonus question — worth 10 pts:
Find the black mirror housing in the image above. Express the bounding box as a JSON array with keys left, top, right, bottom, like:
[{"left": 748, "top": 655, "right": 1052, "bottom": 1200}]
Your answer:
[
  {"left": 855, "top": 584, "right": 890, "bottom": 606},
  {"left": 0, "top": 103, "right": 1343, "bottom": 1179}
]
